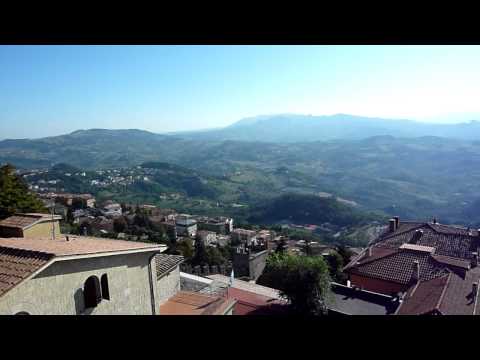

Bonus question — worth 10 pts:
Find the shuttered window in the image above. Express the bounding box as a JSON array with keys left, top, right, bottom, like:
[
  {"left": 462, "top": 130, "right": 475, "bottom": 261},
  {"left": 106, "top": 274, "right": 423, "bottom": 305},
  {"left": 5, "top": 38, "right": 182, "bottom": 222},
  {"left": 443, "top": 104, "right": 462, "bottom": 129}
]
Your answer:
[
  {"left": 84, "top": 276, "right": 102, "bottom": 308},
  {"left": 101, "top": 274, "right": 110, "bottom": 300}
]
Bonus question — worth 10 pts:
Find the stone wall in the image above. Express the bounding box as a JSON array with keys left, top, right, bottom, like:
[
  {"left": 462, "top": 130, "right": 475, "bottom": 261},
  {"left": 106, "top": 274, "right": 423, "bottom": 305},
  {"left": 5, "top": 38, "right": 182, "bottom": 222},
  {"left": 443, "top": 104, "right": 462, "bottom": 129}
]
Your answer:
[
  {"left": 0, "top": 251, "right": 159, "bottom": 315},
  {"left": 156, "top": 267, "right": 181, "bottom": 306},
  {"left": 248, "top": 250, "right": 268, "bottom": 281},
  {"left": 180, "top": 262, "right": 232, "bottom": 277}
]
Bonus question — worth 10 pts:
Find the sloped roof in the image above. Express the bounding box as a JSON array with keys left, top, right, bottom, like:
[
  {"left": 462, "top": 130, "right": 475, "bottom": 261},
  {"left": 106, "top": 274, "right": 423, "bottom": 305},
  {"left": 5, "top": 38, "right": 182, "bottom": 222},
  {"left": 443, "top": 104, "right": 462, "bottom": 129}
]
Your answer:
[
  {"left": 348, "top": 247, "right": 449, "bottom": 285},
  {"left": 346, "top": 220, "right": 480, "bottom": 315},
  {"left": 374, "top": 222, "right": 477, "bottom": 259},
  {"left": 396, "top": 266, "right": 480, "bottom": 315},
  {"left": 395, "top": 273, "right": 451, "bottom": 315},
  {"left": 0, "top": 236, "right": 164, "bottom": 258},
  {"left": 0, "top": 213, "right": 61, "bottom": 230},
  {"left": 155, "top": 254, "right": 184, "bottom": 279},
  {"left": 159, "top": 291, "right": 236, "bottom": 315},
  {"left": 0, "top": 247, "right": 53, "bottom": 297}
]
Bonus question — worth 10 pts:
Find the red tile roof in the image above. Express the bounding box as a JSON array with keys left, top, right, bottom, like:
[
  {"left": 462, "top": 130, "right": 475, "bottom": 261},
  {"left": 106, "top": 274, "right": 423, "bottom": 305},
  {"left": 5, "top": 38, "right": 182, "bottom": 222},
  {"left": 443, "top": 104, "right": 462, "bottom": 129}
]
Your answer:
[
  {"left": 0, "top": 213, "right": 60, "bottom": 230},
  {"left": 0, "top": 247, "right": 53, "bottom": 298},
  {"left": 396, "top": 267, "right": 480, "bottom": 315},
  {"left": 347, "top": 220, "right": 480, "bottom": 315},
  {"left": 159, "top": 291, "right": 236, "bottom": 315},
  {"left": 226, "top": 287, "right": 288, "bottom": 315}
]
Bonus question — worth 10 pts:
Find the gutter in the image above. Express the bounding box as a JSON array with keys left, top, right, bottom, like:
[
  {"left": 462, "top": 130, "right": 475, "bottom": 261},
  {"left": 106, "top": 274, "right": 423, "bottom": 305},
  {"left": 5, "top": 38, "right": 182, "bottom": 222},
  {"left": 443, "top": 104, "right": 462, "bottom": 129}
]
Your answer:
[{"left": 148, "top": 252, "right": 159, "bottom": 315}]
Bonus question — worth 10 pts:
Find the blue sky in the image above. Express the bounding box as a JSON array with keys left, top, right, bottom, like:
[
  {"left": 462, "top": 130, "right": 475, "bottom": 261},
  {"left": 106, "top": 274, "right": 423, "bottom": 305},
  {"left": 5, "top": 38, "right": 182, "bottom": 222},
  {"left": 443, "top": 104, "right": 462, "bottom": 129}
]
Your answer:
[{"left": 1, "top": 45, "right": 480, "bottom": 139}]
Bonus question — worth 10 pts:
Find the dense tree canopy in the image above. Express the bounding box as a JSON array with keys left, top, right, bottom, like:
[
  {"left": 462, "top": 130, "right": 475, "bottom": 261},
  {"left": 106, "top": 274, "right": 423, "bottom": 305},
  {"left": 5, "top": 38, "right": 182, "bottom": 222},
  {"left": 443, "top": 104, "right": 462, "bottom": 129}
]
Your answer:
[
  {"left": 257, "top": 253, "right": 331, "bottom": 315},
  {"left": 0, "top": 164, "right": 46, "bottom": 219}
]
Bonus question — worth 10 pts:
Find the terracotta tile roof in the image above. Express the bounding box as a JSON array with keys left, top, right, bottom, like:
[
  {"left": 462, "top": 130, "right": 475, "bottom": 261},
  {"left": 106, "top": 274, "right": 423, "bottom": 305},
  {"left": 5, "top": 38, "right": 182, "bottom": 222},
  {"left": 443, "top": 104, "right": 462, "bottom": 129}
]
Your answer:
[
  {"left": 349, "top": 247, "right": 449, "bottom": 285},
  {"left": 374, "top": 222, "right": 477, "bottom": 260},
  {"left": 438, "top": 267, "right": 480, "bottom": 315},
  {"left": 432, "top": 254, "right": 471, "bottom": 269},
  {"left": 0, "top": 247, "right": 53, "bottom": 297},
  {"left": 347, "top": 220, "right": 480, "bottom": 315},
  {"left": 396, "top": 274, "right": 451, "bottom": 315},
  {"left": 396, "top": 267, "right": 480, "bottom": 315},
  {"left": 159, "top": 291, "right": 235, "bottom": 315},
  {"left": 0, "top": 213, "right": 60, "bottom": 230},
  {"left": 226, "top": 287, "right": 288, "bottom": 315},
  {"left": 155, "top": 254, "right": 184, "bottom": 279},
  {"left": 0, "top": 236, "right": 165, "bottom": 258}
]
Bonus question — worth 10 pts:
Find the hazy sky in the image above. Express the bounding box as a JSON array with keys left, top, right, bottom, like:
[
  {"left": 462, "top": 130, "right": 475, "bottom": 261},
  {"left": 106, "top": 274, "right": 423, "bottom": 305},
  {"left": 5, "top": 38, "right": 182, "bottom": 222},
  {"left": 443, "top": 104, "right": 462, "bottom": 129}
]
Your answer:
[{"left": 1, "top": 45, "right": 480, "bottom": 139}]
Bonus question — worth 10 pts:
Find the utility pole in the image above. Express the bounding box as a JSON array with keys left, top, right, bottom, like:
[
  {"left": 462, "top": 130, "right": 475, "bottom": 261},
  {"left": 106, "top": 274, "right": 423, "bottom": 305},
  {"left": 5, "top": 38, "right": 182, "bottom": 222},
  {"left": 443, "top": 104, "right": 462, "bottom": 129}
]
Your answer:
[{"left": 50, "top": 201, "right": 55, "bottom": 240}]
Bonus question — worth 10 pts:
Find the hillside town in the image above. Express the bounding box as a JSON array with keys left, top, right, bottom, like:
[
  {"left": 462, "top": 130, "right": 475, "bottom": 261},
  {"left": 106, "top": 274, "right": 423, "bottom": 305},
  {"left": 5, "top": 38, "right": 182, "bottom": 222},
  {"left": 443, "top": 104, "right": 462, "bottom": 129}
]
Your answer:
[{"left": 2, "top": 169, "right": 480, "bottom": 315}]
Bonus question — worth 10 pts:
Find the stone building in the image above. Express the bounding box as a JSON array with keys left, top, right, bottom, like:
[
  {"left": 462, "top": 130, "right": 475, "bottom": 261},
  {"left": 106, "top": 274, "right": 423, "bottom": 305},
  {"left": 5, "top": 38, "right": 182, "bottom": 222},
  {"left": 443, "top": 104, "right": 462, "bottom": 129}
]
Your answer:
[
  {"left": 196, "top": 230, "right": 217, "bottom": 246},
  {"left": 0, "top": 235, "right": 166, "bottom": 315},
  {"left": 175, "top": 215, "right": 197, "bottom": 237},
  {"left": 0, "top": 213, "right": 62, "bottom": 239},
  {"left": 232, "top": 248, "right": 268, "bottom": 281},
  {"left": 231, "top": 228, "right": 257, "bottom": 246}
]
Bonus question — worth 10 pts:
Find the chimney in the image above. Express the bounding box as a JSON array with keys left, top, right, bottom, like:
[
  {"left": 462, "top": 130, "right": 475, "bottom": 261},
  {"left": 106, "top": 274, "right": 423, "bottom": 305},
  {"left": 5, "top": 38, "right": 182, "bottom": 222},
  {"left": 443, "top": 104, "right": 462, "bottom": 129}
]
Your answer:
[
  {"left": 410, "top": 230, "right": 423, "bottom": 244},
  {"left": 412, "top": 260, "right": 420, "bottom": 283},
  {"left": 393, "top": 216, "right": 400, "bottom": 229},
  {"left": 367, "top": 247, "right": 372, "bottom": 257},
  {"left": 432, "top": 217, "right": 437, "bottom": 224},
  {"left": 473, "top": 282, "right": 478, "bottom": 301},
  {"left": 389, "top": 219, "right": 396, "bottom": 233}
]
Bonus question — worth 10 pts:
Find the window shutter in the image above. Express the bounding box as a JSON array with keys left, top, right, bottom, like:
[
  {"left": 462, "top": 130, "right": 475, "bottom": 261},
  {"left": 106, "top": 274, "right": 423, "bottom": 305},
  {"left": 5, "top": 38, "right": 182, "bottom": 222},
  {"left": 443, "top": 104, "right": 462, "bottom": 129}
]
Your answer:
[
  {"left": 101, "top": 274, "right": 110, "bottom": 300},
  {"left": 84, "top": 276, "right": 102, "bottom": 308}
]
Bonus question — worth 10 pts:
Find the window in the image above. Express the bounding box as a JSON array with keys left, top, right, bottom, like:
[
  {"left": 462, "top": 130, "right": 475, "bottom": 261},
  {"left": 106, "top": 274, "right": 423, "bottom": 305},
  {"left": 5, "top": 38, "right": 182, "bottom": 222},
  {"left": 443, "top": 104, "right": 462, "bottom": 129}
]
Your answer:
[
  {"left": 15, "top": 311, "right": 30, "bottom": 315},
  {"left": 101, "top": 274, "right": 110, "bottom": 300},
  {"left": 84, "top": 276, "right": 102, "bottom": 308}
]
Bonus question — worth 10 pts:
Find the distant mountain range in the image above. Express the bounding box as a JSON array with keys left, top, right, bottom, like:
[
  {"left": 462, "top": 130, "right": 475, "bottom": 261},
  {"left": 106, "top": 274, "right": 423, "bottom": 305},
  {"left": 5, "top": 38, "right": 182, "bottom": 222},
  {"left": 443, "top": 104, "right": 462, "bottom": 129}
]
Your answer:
[
  {"left": 4, "top": 114, "right": 480, "bottom": 225},
  {"left": 174, "top": 114, "right": 480, "bottom": 142}
]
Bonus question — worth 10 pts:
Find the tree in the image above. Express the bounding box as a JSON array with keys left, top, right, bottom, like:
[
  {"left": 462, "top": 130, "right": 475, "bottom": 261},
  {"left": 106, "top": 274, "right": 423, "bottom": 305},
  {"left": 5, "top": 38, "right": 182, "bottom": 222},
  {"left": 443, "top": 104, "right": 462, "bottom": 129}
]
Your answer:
[
  {"left": 71, "top": 197, "right": 86, "bottom": 210},
  {"left": 325, "top": 251, "right": 347, "bottom": 283},
  {"left": 191, "top": 234, "right": 209, "bottom": 266},
  {"left": 177, "top": 238, "right": 194, "bottom": 259},
  {"left": 275, "top": 237, "right": 288, "bottom": 254},
  {"left": 206, "top": 247, "right": 227, "bottom": 266},
  {"left": 0, "top": 164, "right": 46, "bottom": 219},
  {"left": 66, "top": 208, "right": 74, "bottom": 224},
  {"left": 337, "top": 245, "right": 354, "bottom": 266},
  {"left": 113, "top": 216, "right": 128, "bottom": 233},
  {"left": 257, "top": 253, "right": 331, "bottom": 315}
]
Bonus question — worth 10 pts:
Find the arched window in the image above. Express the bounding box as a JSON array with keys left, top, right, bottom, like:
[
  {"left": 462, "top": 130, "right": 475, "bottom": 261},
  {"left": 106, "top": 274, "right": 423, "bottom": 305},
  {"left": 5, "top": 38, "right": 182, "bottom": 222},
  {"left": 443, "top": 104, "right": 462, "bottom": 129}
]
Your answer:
[
  {"left": 101, "top": 274, "right": 110, "bottom": 300},
  {"left": 84, "top": 276, "right": 101, "bottom": 308},
  {"left": 15, "top": 311, "right": 30, "bottom": 315}
]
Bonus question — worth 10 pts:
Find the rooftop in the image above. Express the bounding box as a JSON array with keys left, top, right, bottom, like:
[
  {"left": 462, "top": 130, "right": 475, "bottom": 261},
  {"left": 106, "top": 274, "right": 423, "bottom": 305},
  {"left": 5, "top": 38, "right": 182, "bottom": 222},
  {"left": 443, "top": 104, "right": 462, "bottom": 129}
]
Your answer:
[
  {"left": 0, "top": 247, "right": 53, "bottom": 298},
  {"left": 344, "top": 219, "right": 480, "bottom": 315},
  {"left": 155, "top": 254, "right": 184, "bottom": 279},
  {"left": 0, "top": 236, "right": 165, "bottom": 258},
  {"left": 327, "top": 283, "right": 398, "bottom": 315},
  {"left": 0, "top": 213, "right": 62, "bottom": 230},
  {"left": 226, "top": 287, "right": 288, "bottom": 315},
  {"left": 207, "top": 274, "right": 282, "bottom": 299},
  {"left": 159, "top": 291, "right": 236, "bottom": 315}
]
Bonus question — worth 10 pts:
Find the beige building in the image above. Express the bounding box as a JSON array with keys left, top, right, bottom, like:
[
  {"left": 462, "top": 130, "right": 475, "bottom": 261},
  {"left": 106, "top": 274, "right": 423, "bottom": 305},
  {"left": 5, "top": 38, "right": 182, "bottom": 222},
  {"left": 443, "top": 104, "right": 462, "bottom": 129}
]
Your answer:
[
  {"left": 0, "top": 234, "right": 235, "bottom": 315},
  {"left": 0, "top": 236, "right": 167, "bottom": 315},
  {"left": 0, "top": 213, "right": 62, "bottom": 239}
]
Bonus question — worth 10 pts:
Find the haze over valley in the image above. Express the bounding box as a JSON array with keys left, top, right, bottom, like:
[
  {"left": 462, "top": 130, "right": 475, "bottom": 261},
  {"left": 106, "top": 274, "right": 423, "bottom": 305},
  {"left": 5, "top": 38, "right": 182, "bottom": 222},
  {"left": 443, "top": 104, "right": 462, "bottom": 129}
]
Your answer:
[{"left": 3, "top": 113, "right": 480, "bottom": 230}]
